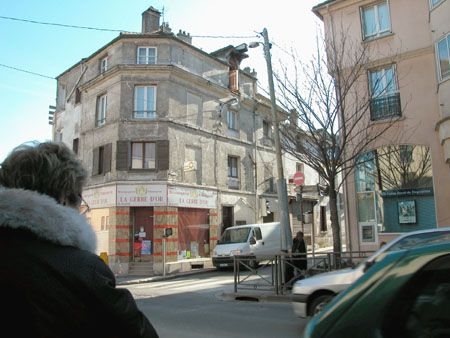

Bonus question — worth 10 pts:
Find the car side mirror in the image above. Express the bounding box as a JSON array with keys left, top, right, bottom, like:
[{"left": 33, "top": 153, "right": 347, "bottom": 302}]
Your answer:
[{"left": 249, "top": 237, "right": 256, "bottom": 245}]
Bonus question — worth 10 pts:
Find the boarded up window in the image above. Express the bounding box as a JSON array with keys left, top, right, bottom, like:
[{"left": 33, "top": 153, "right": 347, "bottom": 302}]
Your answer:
[{"left": 187, "top": 92, "right": 203, "bottom": 127}]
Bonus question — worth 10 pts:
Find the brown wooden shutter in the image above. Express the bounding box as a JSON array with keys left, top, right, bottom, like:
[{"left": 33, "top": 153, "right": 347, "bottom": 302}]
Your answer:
[
  {"left": 156, "top": 140, "right": 169, "bottom": 170},
  {"left": 103, "top": 143, "right": 112, "bottom": 173},
  {"left": 116, "top": 140, "right": 129, "bottom": 171},
  {"left": 92, "top": 147, "right": 99, "bottom": 175}
]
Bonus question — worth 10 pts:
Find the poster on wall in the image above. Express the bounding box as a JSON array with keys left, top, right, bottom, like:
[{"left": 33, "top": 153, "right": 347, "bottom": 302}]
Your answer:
[
  {"left": 141, "top": 240, "right": 152, "bottom": 255},
  {"left": 361, "top": 225, "right": 375, "bottom": 242},
  {"left": 398, "top": 200, "right": 416, "bottom": 224}
]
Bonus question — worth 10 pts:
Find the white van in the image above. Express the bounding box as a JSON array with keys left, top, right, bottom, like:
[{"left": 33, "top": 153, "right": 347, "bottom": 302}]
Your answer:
[{"left": 212, "top": 222, "right": 282, "bottom": 269}]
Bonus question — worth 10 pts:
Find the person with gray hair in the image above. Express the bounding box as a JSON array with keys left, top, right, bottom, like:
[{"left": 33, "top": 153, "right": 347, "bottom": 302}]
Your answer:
[{"left": 0, "top": 141, "right": 158, "bottom": 338}]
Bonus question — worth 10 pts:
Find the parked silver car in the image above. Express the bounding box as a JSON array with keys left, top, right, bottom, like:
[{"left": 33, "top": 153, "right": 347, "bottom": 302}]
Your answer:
[{"left": 291, "top": 227, "right": 450, "bottom": 318}]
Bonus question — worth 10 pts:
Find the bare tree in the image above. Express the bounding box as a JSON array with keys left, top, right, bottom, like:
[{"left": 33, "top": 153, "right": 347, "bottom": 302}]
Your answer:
[{"left": 275, "top": 31, "right": 403, "bottom": 254}]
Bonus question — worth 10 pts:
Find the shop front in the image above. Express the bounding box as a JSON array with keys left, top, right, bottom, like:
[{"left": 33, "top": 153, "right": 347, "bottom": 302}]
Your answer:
[
  {"left": 83, "top": 183, "right": 218, "bottom": 274},
  {"left": 355, "top": 145, "right": 436, "bottom": 246}
]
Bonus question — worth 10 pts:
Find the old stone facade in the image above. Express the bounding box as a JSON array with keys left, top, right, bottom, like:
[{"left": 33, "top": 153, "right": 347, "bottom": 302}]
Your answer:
[{"left": 54, "top": 7, "right": 285, "bottom": 275}]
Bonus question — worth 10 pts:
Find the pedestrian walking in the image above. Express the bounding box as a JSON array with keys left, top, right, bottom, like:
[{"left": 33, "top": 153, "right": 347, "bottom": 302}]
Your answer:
[{"left": 0, "top": 141, "right": 158, "bottom": 338}]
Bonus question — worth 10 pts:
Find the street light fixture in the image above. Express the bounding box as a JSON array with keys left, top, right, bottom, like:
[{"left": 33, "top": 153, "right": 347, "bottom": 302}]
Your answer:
[{"left": 249, "top": 28, "right": 292, "bottom": 252}]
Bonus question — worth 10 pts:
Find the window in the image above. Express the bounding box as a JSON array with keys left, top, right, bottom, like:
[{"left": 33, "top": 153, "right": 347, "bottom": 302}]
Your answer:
[
  {"left": 437, "top": 33, "right": 450, "bottom": 81},
  {"left": 100, "top": 57, "right": 108, "bottom": 73},
  {"left": 361, "top": 1, "right": 391, "bottom": 40},
  {"left": 101, "top": 216, "right": 106, "bottom": 231},
  {"left": 116, "top": 140, "right": 169, "bottom": 171},
  {"left": 227, "top": 110, "right": 238, "bottom": 130},
  {"left": 72, "top": 138, "right": 79, "bottom": 155},
  {"left": 75, "top": 88, "right": 81, "bottom": 104},
  {"left": 228, "top": 156, "right": 240, "bottom": 189},
  {"left": 228, "top": 156, "right": 239, "bottom": 178},
  {"left": 320, "top": 206, "right": 327, "bottom": 232},
  {"left": 93, "top": 143, "right": 112, "bottom": 175},
  {"left": 137, "top": 47, "right": 156, "bottom": 64},
  {"left": 263, "top": 120, "right": 272, "bottom": 138},
  {"left": 96, "top": 94, "right": 107, "bottom": 126},
  {"left": 131, "top": 142, "right": 156, "bottom": 169},
  {"left": 369, "top": 65, "right": 401, "bottom": 120},
  {"left": 134, "top": 86, "right": 156, "bottom": 119}
]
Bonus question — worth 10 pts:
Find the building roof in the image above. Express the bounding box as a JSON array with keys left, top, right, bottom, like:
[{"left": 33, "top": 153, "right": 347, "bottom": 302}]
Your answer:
[
  {"left": 56, "top": 30, "right": 230, "bottom": 79},
  {"left": 312, "top": 0, "right": 339, "bottom": 19}
]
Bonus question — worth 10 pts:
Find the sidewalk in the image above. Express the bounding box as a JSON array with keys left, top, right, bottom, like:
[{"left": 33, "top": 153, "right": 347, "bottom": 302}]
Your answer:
[
  {"left": 116, "top": 267, "right": 216, "bottom": 285},
  {"left": 116, "top": 267, "right": 293, "bottom": 303}
]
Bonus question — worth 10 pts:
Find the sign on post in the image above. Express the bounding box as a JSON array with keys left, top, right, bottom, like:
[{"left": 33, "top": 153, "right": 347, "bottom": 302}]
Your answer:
[{"left": 293, "top": 171, "right": 305, "bottom": 186}]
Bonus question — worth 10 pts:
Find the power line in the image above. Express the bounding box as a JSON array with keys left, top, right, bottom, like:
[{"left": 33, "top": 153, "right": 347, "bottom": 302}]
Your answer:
[
  {"left": 0, "top": 63, "right": 55, "bottom": 80},
  {"left": 0, "top": 15, "right": 129, "bottom": 32},
  {"left": 0, "top": 15, "right": 259, "bottom": 39}
]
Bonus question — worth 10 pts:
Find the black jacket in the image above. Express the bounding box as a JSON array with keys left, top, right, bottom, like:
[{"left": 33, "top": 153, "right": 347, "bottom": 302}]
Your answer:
[{"left": 0, "top": 187, "right": 158, "bottom": 338}]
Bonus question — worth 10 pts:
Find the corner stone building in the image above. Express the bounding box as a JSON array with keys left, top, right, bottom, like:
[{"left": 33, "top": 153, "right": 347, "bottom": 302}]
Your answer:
[{"left": 54, "top": 7, "right": 281, "bottom": 276}]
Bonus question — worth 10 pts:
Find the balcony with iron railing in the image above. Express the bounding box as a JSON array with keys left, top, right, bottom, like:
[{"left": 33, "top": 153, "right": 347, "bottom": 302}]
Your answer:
[{"left": 370, "top": 93, "right": 401, "bottom": 121}]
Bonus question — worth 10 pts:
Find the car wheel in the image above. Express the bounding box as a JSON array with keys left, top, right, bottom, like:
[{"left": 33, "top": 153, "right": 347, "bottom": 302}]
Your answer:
[
  {"left": 249, "top": 259, "right": 259, "bottom": 269},
  {"left": 309, "top": 294, "right": 334, "bottom": 316}
]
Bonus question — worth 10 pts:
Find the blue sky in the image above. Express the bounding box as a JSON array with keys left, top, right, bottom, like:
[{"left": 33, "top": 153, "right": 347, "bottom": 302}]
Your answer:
[{"left": 0, "top": 0, "right": 320, "bottom": 161}]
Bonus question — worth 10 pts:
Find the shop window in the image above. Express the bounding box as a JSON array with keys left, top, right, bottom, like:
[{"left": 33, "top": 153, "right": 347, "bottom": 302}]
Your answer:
[
  {"left": 178, "top": 208, "right": 210, "bottom": 259},
  {"left": 355, "top": 145, "right": 435, "bottom": 234}
]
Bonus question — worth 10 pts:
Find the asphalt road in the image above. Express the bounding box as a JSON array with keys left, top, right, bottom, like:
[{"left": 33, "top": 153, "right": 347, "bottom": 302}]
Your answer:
[{"left": 122, "top": 269, "right": 306, "bottom": 338}]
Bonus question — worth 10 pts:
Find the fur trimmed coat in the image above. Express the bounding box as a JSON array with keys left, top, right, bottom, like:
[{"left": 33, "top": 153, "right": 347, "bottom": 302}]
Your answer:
[{"left": 0, "top": 188, "right": 158, "bottom": 338}]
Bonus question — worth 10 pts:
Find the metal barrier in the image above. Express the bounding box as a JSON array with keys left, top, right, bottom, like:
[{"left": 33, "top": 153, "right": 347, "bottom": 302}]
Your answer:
[{"left": 233, "top": 250, "right": 374, "bottom": 295}]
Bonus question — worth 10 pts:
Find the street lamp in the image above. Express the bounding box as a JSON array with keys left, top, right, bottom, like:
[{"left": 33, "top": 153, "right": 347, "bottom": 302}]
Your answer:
[{"left": 249, "top": 28, "right": 292, "bottom": 252}]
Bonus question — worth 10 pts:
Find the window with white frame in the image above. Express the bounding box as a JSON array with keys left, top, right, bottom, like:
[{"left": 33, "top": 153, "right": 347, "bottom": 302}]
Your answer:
[
  {"left": 96, "top": 94, "right": 107, "bottom": 126},
  {"left": 137, "top": 47, "right": 157, "bottom": 64},
  {"left": 131, "top": 142, "right": 156, "bottom": 169},
  {"left": 100, "top": 57, "right": 108, "bottom": 73},
  {"left": 134, "top": 86, "right": 156, "bottom": 119},
  {"left": 227, "top": 109, "right": 238, "bottom": 130},
  {"left": 437, "top": 33, "right": 450, "bottom": 81},
  {"left": 369, "top": 65, "right": 401, "bottom": 120},
  {"left": 361, "top": 1, "right": 391, "bottom": 40},
  {"left": 228, "top": 156, "right": 239, "bottom": 178}
]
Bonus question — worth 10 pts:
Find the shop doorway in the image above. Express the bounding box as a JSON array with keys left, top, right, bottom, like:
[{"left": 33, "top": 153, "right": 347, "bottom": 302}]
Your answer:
[
  {"left": 222, "top": 206, "right": 234, "bottom": 233},
  {"left": 133, "top": 207, "right": 154, "bottom": 262}
]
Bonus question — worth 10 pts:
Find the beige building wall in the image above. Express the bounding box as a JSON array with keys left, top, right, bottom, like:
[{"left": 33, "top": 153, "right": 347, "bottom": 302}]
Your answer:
[{"left": 315, "top": 0, "right": 450, "bottom": 251}]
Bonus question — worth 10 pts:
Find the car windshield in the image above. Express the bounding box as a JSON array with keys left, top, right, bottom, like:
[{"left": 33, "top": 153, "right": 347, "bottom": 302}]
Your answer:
[{"left": 219, "top": 228, "right": 251, "bottom": 244}]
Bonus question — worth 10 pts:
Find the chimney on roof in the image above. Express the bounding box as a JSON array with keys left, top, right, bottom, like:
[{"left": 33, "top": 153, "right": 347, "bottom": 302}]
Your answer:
[
  {"left": 177, "top": 30, "right": 192, "bottom": 44},
  {"left": 142, "top": 7, "right": 161, "bottom": 33}
]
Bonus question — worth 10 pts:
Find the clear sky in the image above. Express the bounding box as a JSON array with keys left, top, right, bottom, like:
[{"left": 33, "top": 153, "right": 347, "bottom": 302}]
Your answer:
[{"left": 0, "top": 0, "right": 320, "bottom": 161}]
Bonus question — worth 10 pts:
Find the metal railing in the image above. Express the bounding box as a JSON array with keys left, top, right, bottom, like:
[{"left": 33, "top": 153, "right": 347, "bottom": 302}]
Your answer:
[
  {"left": 370, "top": 93, "right": 401, "bottom": 121},
  {"left": 233, "top": 250, "right": 375, "bottom": 295}
]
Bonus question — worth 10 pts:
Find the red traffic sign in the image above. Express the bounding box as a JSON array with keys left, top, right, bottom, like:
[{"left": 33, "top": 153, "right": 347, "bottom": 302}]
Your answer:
[{"left": 293, "top": 171, "right": 305, "bottom": 186}]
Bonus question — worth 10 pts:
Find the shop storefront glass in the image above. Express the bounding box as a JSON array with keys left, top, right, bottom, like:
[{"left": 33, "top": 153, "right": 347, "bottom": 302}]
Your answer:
[{"left": 356, "top": 145, "right": 435, "bottom": 242}]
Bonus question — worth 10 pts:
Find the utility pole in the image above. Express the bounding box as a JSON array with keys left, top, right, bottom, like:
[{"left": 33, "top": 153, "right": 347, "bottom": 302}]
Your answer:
[{"left": 260, "top": 28, "right": 292, "bottom": 252}]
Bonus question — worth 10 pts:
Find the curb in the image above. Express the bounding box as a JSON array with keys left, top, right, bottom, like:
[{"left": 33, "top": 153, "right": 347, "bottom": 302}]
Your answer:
[
  {"left": 116, "top": 268, "right": 216, "bottom": 285},
  {"left": 220, "top": 291, "right": 293, "bottom": 303}
]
